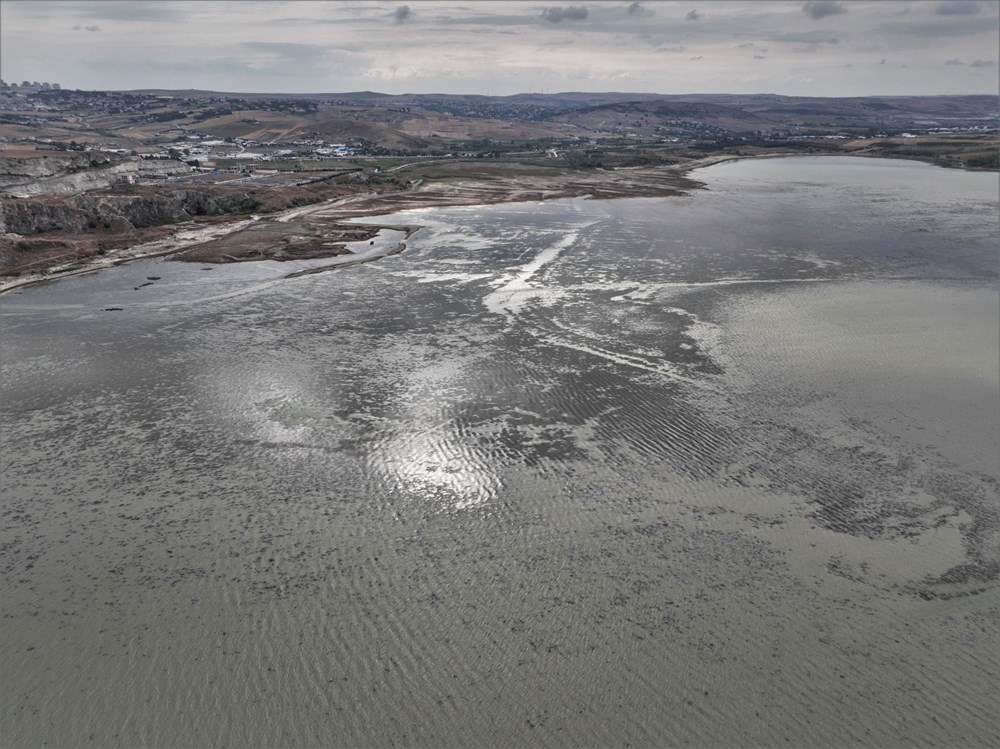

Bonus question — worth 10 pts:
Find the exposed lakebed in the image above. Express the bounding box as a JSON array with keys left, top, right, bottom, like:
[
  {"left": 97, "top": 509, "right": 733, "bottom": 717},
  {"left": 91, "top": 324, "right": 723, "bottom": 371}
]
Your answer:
[{"left": 2, "top": 157, "right": 997, "bottom": 747}]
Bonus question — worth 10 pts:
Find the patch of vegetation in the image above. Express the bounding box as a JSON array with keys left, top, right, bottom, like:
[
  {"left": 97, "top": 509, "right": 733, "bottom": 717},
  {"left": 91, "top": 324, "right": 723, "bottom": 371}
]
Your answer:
[{"left": 966, "top": 152, "right": 999, "bottom": 169}]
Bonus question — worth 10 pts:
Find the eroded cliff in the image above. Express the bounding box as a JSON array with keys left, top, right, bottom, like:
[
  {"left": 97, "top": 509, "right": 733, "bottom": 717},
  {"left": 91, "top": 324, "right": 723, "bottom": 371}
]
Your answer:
[{"left": 0, "top": 151, "right": 140, "bottom": 196}]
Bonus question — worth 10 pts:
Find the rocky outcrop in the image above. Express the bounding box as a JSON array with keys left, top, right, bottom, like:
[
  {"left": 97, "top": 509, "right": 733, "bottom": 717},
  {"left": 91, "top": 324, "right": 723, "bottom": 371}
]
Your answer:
[
  {"left": 0, "top": 198, "right": 92, "bottom": 235},
  {"left": 0, "top": 152, "right": 140, "bottom": 197},
  {"left": 137, "top": 159, "right": 195, "bottom": 179},
  {"left": 169, "top": 190, "right": 263, "bottom": 218},
  {"left": 0, "top": 180, "right": 377, "bottom": 278},
  {"left": 0, "top": 189, "right": 266, "bottom": 236}
]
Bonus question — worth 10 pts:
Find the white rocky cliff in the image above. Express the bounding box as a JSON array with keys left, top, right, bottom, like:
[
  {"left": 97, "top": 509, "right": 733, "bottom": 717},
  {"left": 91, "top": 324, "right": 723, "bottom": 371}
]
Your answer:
[{"left": 0, "top": 152, "right": 139, "bottom": 197}]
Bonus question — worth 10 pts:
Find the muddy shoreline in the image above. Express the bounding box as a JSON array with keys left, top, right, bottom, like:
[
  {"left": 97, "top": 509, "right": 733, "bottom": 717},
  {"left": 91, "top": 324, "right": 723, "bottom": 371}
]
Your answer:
[
  {"left": 0, "top": 157, "right": 724, "bottom": 293},
  {"left": 6, "top": 149, "right": 971, "bottom": 294}
]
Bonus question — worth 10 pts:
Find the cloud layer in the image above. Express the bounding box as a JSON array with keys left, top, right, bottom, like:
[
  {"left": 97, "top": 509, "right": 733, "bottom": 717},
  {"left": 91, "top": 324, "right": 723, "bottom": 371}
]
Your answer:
[
  {"left": 803, "top": 1, "right": 846, "bottom": 20},
  {"left": 2, "top": 0, "right": 997, "bottom": 97},
  {"left": 542, "top": 6, "right": 589, "bottom": 23}
]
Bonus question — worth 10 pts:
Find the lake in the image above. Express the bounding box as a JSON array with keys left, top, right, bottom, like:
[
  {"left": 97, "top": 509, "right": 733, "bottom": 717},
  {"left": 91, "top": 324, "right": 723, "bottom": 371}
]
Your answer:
[{"left": 2, "top": 156, "right": 998, "bottom": 747}]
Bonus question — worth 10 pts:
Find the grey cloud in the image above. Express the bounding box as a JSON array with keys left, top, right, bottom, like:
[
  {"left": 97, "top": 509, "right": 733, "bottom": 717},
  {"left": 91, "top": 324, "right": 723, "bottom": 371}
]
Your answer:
[
  {"left": 770, "top": 30, "right": 839, "bottom": 54},
  {"left": 934, "top": 1, "right": 981, "bottom": 15},
  {"left": 626, "top": 1, "right": 654, "bottom": 17},
  {"left": 879, "top": 16, "right": 997, "bottom": 37},
  {"left": 240, "top": 42, "right": 327, "bottom": 62},
  {"left": 99, "top": 44, "right": 373, "bottom": 86},
  {"left": 71, "top": 23, "right": 101, "bottom": 32},
  {"left": 753, "top": 54, "right": 765, "bottom": 59},
  {"left": 943, "top": 58, "right": 995, "bottom": 66},
  {"left": 80, "top": 47, "right": 358, "bottom": 91},
  {"left": 15, "top": 0, "right": 179, "bottom": 22},
  {"left": 393, "top": 5, "right": 411, "bottom": 23},
  {"left": 84, "top": 56, "right": 260, "bottom": 80},
  {"left": 542, "top": 6, "right": 589, "bottom": 23},
  {"left": 75, "top": 1, "right": 181, "bottom": 22},
  {"left": 771, "top": 31, "right": 840, "bottom": 44},
  {"left": 803, "top": 1, "right": 846, "bottom": 20},
  {"left": 413, "top": 13, "right": 532, "bottom": 28},
  {"left": 686, "top": 10, "right": 701, "bottom": 21}
]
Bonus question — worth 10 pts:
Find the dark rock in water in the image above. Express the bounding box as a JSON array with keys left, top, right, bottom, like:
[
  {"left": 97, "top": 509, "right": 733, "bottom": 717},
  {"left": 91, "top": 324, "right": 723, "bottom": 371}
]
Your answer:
[
  {"left": 103, "top": 307, "right": 123, "bottom": 311},
  {"left": 146, "top": 276, "right": 161, "bottom": 281}
]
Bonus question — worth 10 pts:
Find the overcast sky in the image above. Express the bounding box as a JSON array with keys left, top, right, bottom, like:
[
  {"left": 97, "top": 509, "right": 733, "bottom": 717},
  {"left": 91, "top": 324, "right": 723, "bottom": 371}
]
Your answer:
[{"left": 1, "top": 0, "right": 997, "bottom": 97}]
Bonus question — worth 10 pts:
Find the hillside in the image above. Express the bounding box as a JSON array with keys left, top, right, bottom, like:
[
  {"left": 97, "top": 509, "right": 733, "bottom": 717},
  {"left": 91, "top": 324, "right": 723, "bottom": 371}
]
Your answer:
[{"left": 3, "top": 88, "right": 995, "bottom": 157}]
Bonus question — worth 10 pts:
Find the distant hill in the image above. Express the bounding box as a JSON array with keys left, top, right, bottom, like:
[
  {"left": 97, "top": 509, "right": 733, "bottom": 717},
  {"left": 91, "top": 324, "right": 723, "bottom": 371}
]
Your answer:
[
  {"left": 125, "top": 88, "right": 998, "bottom": 130},
  {"left": 3, "top": 86, "right": 995, "bottom": 156}
]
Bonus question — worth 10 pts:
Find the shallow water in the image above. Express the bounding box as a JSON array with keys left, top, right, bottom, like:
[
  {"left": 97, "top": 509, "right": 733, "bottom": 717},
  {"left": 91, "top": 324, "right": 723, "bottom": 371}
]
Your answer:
[{"left": 2, "top": 157, "right": 998, "bottom": 747}]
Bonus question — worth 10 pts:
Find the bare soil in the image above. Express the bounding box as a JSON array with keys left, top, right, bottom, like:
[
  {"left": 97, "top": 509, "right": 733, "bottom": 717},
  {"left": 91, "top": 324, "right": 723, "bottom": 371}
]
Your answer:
[{"left": 174, "top": 219, "right": 379, "bottom": 263}]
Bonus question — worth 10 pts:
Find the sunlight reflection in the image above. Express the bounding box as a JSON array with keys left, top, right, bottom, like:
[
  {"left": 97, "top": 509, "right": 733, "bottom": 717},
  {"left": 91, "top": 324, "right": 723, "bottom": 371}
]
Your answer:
[{"left": 370, "top": 425, "right": 501, "bottom": 511}]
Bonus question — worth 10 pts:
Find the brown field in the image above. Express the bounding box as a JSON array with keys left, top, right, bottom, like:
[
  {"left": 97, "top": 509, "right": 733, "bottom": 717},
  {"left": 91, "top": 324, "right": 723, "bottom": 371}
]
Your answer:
[{"left": 841, "top": 133, "right": 999, "bottom": 169}]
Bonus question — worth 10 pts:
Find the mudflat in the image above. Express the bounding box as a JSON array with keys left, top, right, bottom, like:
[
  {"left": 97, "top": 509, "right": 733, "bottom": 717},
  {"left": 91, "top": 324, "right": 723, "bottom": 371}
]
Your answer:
[{"left": 1, "top": 157, "right": 997, "bottom": 747}]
